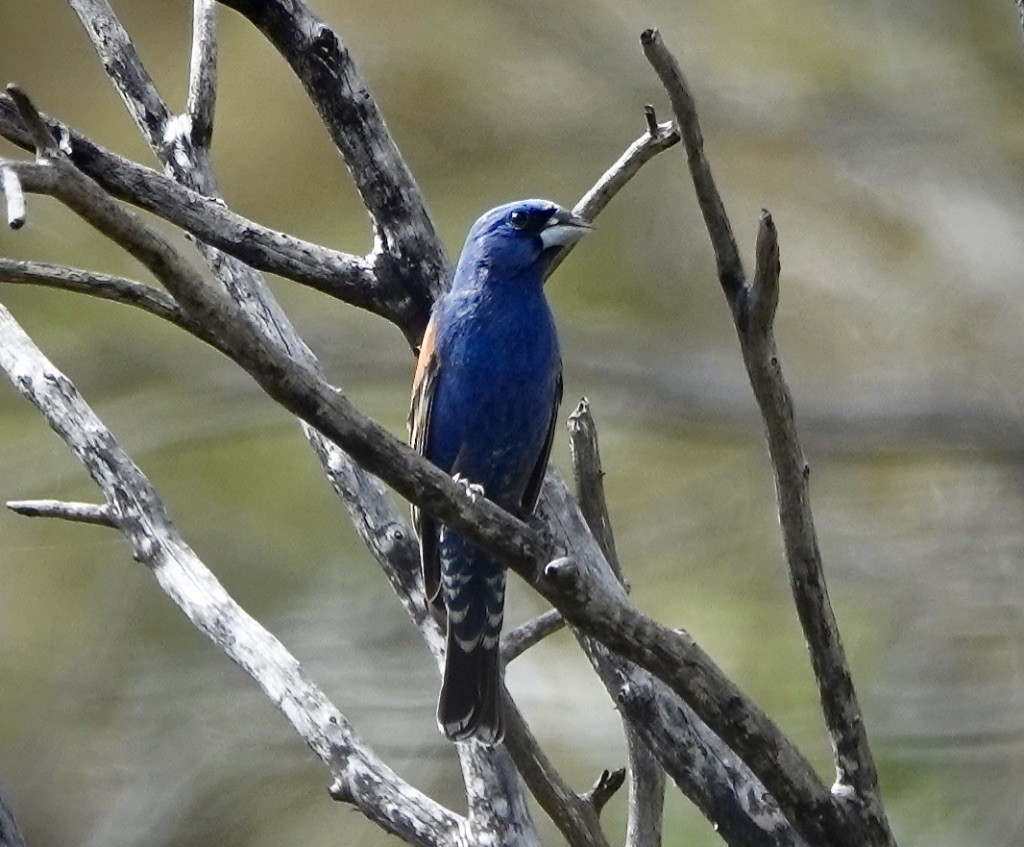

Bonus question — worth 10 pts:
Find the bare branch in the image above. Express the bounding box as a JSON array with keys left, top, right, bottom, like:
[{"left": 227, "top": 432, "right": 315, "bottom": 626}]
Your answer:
[
  {"left": 216, "top": 0, "right": 452, "bottom": 342},
  {"left": 617, "top": 680, "right": 806, "bottom": 847},
  {"left": 643, "top": 27, "right": 895, "bottom": 847},
  {"left": 502, "top": 696, "right": 612, "bottom": 847},
  {"left": 68, "top": 0, "right": 173, "bottom": 150},
  {"left": 544, "top": 461, "right": 801, "bottom": 847},
  {"left": 567, "top": 401, "right": 664, "bottom": 847},
  {"left": 501, "top": 608, "right": 564, "bottom": 663},
  {"left": 536, "top": 472, "right": 837, "bottom": 847},
  {"left": 546, "top": 111, "right": 679, "bottom": 278},
  {"left": 624, "top": 728, "right": 665, "bottom": 847},
  {"left": 27, "top": 10, "right": 536, "bottom": 840},
  {"left": 0, "top": 154, "right": 540, "bottom": 574},
  {"left": 0, "top": 94, "right": 419, "bottom": 333},
  {"left": 1, "top": 166, "right": 24, "bottom": 229},
  {"left": 5, "top": 84, "right": 57, "bottom": 156},
  {"left": 0, "top": 258, "right": 189, "bottom": 328},
  {"left": 640, "top": 29, "right": 744, "bottom": 303},
  {"left": 582, "top": 768, "right": 626, "bottom": 816},
  {"left": 566, "top": 398, "right": 622, "bottom": 582},
  {"left": 749, "top": 210, "right": 780, "bottom": 332},
  {"left": 738, "top": 213, "right": 884, "bottom": 816},
  {"left": 7, "top": 499, "right": 114, "bottom": 527},
  {"left": 187, "top": 0, "right": 218, "bottom": 147},
  {"left": 0, "top": 304, "right": 461, "bottom": 847}
]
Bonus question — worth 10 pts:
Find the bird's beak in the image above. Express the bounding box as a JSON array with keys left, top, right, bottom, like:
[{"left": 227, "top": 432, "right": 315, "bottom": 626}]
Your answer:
[{"left": 539, "top": 209, "right": 593, "bottom": 250}]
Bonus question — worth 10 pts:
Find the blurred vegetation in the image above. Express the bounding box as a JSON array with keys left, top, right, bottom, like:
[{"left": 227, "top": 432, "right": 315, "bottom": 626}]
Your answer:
[{"left": 2, "top": 2, "right": 1024, "bottom": 846}]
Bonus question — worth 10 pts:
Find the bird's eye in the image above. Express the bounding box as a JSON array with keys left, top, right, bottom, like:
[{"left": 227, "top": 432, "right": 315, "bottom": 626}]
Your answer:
[{"left": 508, "top": 210, "right": 529, "bottom": 230}]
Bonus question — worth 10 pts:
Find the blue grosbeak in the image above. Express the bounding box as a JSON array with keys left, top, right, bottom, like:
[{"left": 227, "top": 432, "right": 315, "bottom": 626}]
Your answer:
[{"left": 409, "top": 199, "right": 591, "bottom": 743}]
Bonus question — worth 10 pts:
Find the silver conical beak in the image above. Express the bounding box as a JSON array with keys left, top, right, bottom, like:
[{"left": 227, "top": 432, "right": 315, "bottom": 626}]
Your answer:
[{"left": 539, "top": 209, "right": 593, "bottom": 250}]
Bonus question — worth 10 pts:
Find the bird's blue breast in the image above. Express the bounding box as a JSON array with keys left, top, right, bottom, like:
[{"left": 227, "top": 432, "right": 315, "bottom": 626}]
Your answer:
[{"left": 426, "top": 283, "right": 560, "bottom": 512}]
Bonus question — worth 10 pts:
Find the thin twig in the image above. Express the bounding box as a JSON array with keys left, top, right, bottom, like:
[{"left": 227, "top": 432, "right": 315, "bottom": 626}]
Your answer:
[
  {"left": 640, "top": 29, "right": 744, "bottom": 303},
  {"left": 566, "top": 398, "right": 622, "bottom": 581},
  {"left": 1, "top": 166, "right": 25, "bottom": 229},
  {"left": 643, "top": 27, "right": 895, "bottom": 847},
  {"left": 0, "top": 258, "right": 189, "bottom": 328},
  {"left": 186, "top": 0, "right": 218, "bottom": 147},
  {"left": 501, "top": 608, "right": 565, "bottom": 663},
  {"left": 7, "top": 499, "right": 114, "bottom": 527},
  {"left": 624, "top": 728, "right": 665, "bottom": 847},
  {"left": 566, "top": 400, "right": 666, "bottom": 847},
  {"left": 5, "top": 85, "right": 56, "bottom": 156},
  {"left": 502, "top": 695, "right": 614, "bottom": 847},
  {"left": 546, "top": 110, "right": 678, "bottom": 278}
]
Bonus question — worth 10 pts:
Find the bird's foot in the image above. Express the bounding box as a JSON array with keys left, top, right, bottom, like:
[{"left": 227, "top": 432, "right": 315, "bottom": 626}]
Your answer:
[{"left": 452, "top": 474, "right": 485, "bottom": 502}]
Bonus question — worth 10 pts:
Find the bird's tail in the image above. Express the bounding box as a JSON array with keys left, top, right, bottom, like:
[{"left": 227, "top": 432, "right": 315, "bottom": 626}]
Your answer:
[{"left": 437, "top": 546, "right": 505, "bottom": 744}]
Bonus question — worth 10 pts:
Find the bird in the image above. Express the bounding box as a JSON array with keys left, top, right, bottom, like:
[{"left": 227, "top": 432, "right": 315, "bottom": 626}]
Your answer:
[{"left": 409, "top": 199, "right": 591, "bottom": 744}]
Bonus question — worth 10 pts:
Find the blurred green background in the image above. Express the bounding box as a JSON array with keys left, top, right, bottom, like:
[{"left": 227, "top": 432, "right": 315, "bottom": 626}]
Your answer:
[{"left": 2, "top": 1, "right": 1024, "bottom": 845}]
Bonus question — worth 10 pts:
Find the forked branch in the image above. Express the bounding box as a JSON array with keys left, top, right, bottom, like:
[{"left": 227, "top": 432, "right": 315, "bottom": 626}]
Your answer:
[{"left": 642, "top": 26, "right": 895, "bottom": 847}]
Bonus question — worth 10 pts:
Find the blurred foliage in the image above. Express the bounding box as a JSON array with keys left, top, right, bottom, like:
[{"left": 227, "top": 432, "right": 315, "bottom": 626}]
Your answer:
[{"left": 2, "top": 2, "right": 1024, "bottom": 846}]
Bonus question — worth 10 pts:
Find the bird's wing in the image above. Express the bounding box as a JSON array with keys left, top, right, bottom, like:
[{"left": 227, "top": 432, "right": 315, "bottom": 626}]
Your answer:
[
  {"left": 521, "top": 363, "right": 563, "bottom": 517},
  {"left": 408, "top": 316, "right": 442, "bottom": 603}
]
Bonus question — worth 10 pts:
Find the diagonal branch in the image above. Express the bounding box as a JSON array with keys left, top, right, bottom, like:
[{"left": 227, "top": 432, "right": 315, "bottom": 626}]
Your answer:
[
  {"left": 187, "top": 0, "right": 218, "bottom": 147},
  {"left": 0, "top": 258, "right": 189, "bottom": 329},
  {"left": 501, "top": 609, "right": 564, "bottom": 664},
  {"left": 68, "top": 0, "right": 173, "bottom": 152},
  {"left": 0, "top": 784, "right": 27, "bottom": 847},
  {"left": 542, "top": 468, "right": 806, "bottom": 847},
  {"left": 547, "top": 108, "right": 679, "bottom": 278},
  {"left": 642, "top": 26, "right": 895, "bottom": 847},
  {"left": 0, "top": 93, "right": 420, "bottom": 335},
  {"left": 215, "top": 0, "right": 453, "bottom": 343},
  {"left": 0, "top": 304, "right": 461, "bottom": 847}
]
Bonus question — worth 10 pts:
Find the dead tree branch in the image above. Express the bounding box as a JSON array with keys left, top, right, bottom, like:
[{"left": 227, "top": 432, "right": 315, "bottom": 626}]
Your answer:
[
  {"left": 0, "top": 305, "right": 461, "bottom": 847},
  {"left": 186, "top": 0, "right": 218, "bottom": 148},
  {"left": 642, "top": 26, "right": 895, "bottom": 847},
  {"left": 539, "top": 472, "right": 809, "bottom": 847}
]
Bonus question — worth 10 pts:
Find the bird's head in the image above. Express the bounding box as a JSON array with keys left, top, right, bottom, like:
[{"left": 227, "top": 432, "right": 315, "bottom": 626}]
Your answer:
[{"left": 458, "top": 199, "right": 592, "bottom": 283}]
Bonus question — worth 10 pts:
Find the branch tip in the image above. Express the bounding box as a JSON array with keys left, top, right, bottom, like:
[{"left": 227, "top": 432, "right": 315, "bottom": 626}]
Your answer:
[
  {"left": 7, "top": 498, "right": 114, "bottom": 527},
  {"left": 1, "top": 166, "right": 26, "bottom": 229},
  {"left": 543, "top": 556, "right": 578, "bottom": 584},
  {"left": 501, "top": 608, "right": 564, "bottom": 663},
  {"left": 6, "top": 84, "right": 56, "bottom": 157},
  {"left": 750, "top": 208, "right": 781, "bottom": 331},
  {"left": 643, "top": 104, "right": 658, "bottom": 136},
  {"left": 583, "top": 767, "right": 627, "bottom": 815}
]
